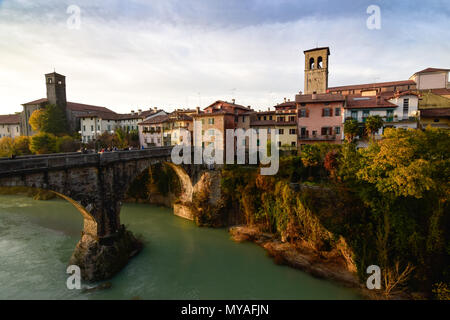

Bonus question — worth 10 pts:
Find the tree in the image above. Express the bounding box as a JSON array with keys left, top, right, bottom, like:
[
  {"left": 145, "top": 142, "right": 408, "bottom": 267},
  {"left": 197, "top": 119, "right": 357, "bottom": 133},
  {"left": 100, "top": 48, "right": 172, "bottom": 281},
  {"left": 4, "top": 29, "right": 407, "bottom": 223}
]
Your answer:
[
  {"left": 29, "top": 104, "right": 68, "bottom": 135},
  {"left": 343, "top": 118, "right": 359, "bottom": 142},
  {"left": 30, "top": 132, "right": 57, "bottom": 154},
  {"left": 0, "top": 137, "right": 14, "bottom": 157},
  {"left": 13, "top": 136, "right": 31, "bottom": 155},
  {"left": 365, "top": 115, "right": 384, "bottom": 140}
]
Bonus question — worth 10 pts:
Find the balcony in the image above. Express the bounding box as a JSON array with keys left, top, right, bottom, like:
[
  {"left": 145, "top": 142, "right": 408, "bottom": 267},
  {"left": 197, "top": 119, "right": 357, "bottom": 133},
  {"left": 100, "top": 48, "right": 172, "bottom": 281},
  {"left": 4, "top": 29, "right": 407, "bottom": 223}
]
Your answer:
[{"left": 299, "top": 134, "right": 337, "bottom": 141}]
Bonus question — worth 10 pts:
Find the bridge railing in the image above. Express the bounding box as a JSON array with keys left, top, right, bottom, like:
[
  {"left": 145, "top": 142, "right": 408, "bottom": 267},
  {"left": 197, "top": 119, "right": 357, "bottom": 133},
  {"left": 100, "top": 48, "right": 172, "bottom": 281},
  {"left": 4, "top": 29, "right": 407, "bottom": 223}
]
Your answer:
[{"left": 0, "top": 147, "right": 173, "bottom": 176}]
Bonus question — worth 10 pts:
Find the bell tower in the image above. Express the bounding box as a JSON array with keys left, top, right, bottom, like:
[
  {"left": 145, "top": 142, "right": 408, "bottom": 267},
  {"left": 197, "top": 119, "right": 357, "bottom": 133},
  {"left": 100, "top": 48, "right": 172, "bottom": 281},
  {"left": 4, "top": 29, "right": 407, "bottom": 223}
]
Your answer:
[
  {"left": 45, "top": 72, "right": 67, "bottom": 110},
  {"left": 304, "top": 47, "right": 330, "bottom": 94}
]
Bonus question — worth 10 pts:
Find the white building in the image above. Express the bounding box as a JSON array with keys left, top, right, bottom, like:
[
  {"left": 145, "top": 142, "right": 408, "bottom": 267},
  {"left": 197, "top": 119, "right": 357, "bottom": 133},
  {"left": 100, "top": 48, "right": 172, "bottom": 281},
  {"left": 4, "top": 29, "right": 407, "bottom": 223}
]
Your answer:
[
  {"left": 0, "top": 114, "right": 21, "bottom": 139},
  {"left": 79, "top": 108, "right": 160, "bottom": 143},
  {"left": 345, "top": 92, "right": 419, "bottom": 142}
]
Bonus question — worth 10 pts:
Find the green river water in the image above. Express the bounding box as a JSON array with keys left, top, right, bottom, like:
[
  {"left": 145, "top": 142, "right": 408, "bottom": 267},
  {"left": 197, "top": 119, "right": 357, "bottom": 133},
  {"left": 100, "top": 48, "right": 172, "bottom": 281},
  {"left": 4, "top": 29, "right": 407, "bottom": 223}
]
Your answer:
[{"left": 0, "top": 195, "right": 360, "bottom": 300}]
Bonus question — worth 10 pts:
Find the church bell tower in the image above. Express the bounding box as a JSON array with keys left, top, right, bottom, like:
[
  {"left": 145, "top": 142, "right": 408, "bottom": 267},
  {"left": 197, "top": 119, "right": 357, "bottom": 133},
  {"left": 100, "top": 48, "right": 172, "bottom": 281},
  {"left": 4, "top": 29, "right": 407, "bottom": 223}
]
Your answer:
[{"left": 303, "top": 47, "right": 330, "bottom": 94}]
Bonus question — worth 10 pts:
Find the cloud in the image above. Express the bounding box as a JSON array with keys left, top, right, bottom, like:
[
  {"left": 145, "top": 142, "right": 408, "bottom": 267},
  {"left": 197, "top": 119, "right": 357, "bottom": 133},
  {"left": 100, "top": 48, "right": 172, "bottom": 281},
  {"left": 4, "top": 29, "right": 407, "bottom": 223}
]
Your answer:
[{"left": 0, "top": 0, "right": 448, "bottom": 114}]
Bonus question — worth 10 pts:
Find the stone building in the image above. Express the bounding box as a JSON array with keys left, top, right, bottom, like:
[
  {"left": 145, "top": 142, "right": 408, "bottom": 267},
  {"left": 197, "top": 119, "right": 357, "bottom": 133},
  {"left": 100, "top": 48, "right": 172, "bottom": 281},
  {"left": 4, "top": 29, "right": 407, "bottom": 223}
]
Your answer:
[
  {"left": 0, "top": 114, "right": 21, "bottom": 138},
  {"left": 304, "top": 47, "right": 330, "bottom": 94}
]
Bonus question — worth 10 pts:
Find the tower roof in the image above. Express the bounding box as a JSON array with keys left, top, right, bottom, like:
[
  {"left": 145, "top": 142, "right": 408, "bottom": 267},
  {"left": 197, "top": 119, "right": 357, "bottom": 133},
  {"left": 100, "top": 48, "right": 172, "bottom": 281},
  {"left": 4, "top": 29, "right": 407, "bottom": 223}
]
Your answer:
[
  {"left": 303, "top": 47, "right": 330, "bottom": 55},
  {"left": 45, "top": 72, "right": 65, "bottom": 78}
]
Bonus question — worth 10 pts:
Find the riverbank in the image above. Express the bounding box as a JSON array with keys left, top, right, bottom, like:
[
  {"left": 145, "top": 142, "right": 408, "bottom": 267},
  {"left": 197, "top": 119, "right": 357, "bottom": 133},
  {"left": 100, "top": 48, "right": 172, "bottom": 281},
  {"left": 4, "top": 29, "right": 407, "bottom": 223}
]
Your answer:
[{"left": 229, "top": 225, "right": 414, "bottom": 300}]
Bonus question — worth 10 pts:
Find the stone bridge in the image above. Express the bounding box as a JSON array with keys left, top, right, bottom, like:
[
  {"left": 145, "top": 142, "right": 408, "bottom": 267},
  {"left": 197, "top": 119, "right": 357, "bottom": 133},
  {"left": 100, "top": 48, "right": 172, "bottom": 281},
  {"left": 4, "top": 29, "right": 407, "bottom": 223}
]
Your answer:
[{"left": 0, "top": 147, "right": 215, "bottom": 281}]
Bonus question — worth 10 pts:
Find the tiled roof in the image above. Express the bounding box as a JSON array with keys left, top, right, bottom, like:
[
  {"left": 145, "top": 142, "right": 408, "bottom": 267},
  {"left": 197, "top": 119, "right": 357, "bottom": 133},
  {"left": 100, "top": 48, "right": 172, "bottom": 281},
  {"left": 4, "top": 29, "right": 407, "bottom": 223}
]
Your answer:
[
  {"left": 204, "top": 100, "right": 252, "bottom": 112},
  {"left": 428, "top": 88, "right": 450, "bottom": 96},
  {"left": 414, "top": 67, "right": 450, "bottom": 74},
  {"left": 328, "top": 80, "right": 415, "bottom": 92},
  {"left": 0, "top": 114, "right": 20, "bottom": 124},
  {"left": 22, "top": 98, "right": 48, "bottom": 105},
  {"left": 139, "top": 114, "right": 169, "bottom": 125},
  {"left": 420, "top": 108, "right": 450, "bottom": 117},
  {"left": 346, "top": 95, "right": 397, "bottom": 109},
  {"left": 295, "top": 93, "right": 346, "bottom": 103}
]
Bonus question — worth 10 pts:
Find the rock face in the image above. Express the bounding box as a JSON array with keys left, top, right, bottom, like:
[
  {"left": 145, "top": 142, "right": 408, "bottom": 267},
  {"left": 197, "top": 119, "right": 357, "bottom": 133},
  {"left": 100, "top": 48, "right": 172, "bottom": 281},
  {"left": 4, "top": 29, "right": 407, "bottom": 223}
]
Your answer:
[
  {"left": 229, "top": 225, "right": 360, "bottom": 288},
  {"left": 69, "top": 225, "right": 142, "bottom": 282}
]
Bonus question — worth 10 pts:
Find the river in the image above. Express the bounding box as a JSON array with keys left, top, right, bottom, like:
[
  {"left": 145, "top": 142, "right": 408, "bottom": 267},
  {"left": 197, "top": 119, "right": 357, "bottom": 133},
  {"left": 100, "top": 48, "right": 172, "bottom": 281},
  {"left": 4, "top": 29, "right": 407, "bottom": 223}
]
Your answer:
[{"left": 0, "top": 195, "right": 360, "bottom": 299}]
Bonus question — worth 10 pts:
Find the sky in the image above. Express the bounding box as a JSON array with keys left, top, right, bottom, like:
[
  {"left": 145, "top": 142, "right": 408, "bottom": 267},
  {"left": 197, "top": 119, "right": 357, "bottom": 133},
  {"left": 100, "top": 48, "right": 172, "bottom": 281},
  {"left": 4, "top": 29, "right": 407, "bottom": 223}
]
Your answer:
[{"left": 0, "top": 0, "right": 449, "bottom": 114}]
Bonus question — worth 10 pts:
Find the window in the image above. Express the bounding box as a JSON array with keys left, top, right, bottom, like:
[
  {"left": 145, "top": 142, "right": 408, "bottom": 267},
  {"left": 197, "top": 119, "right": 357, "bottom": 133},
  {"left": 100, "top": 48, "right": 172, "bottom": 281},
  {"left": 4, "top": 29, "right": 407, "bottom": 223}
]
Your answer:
[
  {"left": 278, "top": 129, "right": 284, "bottom": 135},
  {"left": 334, "top": 127, "right": 341, "bottom": 135},
  {"left": 267, "top": 128, "right": 271, "bottom": 134},
  {"left": 322, "top": 108, "right": 331, "bottom": 117},
  {"left": 235, "top": 116, "right": 238, "bottom": 122},
  {"left": 386, "top": 110, "right": 394, "bottom": 122},
  {"left": 299, "top": 109, "right": 307, "bottom": 118},
  {"left": 309, "top": 57, "right": 315, "bottom": 69},
  {"left": 208, "top": 118, "right": 215, "bottom": 125},
  {"left": 351, "top": 110, "right": 358, "bottom": 120},
  {"left": 257, "top": 139, "right": 260, "bottom": 147},
  {"left": 278, "top": 141, "right": 282, "bottom": 147},
  {"left": 269, "top": 115, "right": 273, "bottom": 120},
  {"left": 90, "top": 125, "right": 94, "bottom": 132},
  {"left": 98, "top": 125, "right": 100, "bottom": 130},
  {"left": 312, "top": 130, "right": 317, "bottom": 137},
  {"left": 291, "top": 141, "right": 296, "bottom": 147},
  {"left": 258, "top": 116, "right": 261, "bottom": 121},
  {"left": 263, "top": 116, "right": 267, "bottom": 121},
  {"left": 363, "top": 110, "right": 370, "bottom": 121},
  {"left": 321, "top": 127, "right": 332, "bottom": 136},
  {"left": 201, "top": 119, "right": 205, "bottom": 125},
  {"left": 107, "top": 125, "right": 111, "bottom": 131},
  {"left": 289, "top": 116, "right": 295, "bottom": 122},
  {"left": 277, "top": 116, "right": 285, "bottom": 122},
  {"left": 208, "top": 129, "right": 215, "bottom": 136},
  {"left": 83, "top": 125, "right": 86, "bottom": 131},
  {"left": 289, "top": 128, "right": 296, "bottom": 135},
  {"left": 335, "top": 108, "right": 341, "bottom": 116},
  {"left": 317, "top": 56, "right": 323, "bottom": 69},
  {"left": 403, "top": 98, "right": 409, "bottom": 117}
]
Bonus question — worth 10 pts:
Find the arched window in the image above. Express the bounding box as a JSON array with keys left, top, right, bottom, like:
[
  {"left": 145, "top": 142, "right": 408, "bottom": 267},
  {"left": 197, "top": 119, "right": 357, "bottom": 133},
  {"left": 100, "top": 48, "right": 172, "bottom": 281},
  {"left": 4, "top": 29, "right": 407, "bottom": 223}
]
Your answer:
[
  {"left": 309, "top": 57, "right": 315, "bottom": 69},
  {"left": 318, "top": 56, "right": 323, "bottom": 69}
]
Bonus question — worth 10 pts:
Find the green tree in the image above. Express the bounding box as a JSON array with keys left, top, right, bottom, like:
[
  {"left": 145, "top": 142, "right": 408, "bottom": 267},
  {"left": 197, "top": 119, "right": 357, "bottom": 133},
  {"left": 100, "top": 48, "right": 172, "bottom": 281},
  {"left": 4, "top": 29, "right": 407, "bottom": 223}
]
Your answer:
[
  {"left": 29, "top": 104, "right": 68, "bottom": 135},
  {"left": 343, "top": 118, "right": 359, "bottom": 142},
  {"left": 364, "top": 115, "right": 384, "bottom": 140},
  {"left": 30, "top": 132, "right": 57, "bottom": 154}
]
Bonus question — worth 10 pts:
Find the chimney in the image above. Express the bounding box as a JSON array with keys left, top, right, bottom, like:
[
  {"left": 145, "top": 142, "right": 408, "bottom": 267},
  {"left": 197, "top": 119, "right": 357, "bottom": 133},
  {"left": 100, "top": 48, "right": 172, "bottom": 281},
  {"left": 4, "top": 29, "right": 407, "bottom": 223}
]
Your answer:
[
  {"left": 267, "top": 107, "right": 270, "bottom": 111},
  {"left": 154, "top": 107, "right": 157, "bottom": 111},
  {"left": 138, "top": 109, "right": 142, "bottom": 114},
  {"left": 131, "top": 110, "right": 135, "bottom": 114},
  {"left": 284, "top": 97, "right": 287, "bottom": 103},
  {"left": 232, "top": 98, "right": 235, "bottom": 104},
  {"left": 196, "top": 106, "right": 200, "bottom": 114},
  {"left": 298, "top": 91, "right": 302, "bottom": 95},
  {"left": 288, "top": 99, "right": 290, "bottom": 102},
  {"left": 312, "top": 93, "right": 317, "bottom": 100}
]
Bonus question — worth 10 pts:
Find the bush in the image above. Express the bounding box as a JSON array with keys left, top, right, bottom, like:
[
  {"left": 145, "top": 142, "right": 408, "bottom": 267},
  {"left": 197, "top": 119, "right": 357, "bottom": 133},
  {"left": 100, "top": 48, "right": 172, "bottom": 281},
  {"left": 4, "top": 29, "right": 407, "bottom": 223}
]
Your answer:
[
  {"left": 56, "top": 136, "right": 80, "bottom": 153},
  {"left": 13, "top": 136, "right": 31, "bottom": 155},
  {"left": 30, "top": 132, "right": 57, "bottom": 154}
]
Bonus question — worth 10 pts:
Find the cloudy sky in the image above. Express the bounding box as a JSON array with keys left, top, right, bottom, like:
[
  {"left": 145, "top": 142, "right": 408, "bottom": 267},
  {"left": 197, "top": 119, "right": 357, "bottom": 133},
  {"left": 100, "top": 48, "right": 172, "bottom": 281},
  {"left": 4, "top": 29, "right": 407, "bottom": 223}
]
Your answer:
[{"left": 0, "top": 0, "right": 449, "bottom": 114}]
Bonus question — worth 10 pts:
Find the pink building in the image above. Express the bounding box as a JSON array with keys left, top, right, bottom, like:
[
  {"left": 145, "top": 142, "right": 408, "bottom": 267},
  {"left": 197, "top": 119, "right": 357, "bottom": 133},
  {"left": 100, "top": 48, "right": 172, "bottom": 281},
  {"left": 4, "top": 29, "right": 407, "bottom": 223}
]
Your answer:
[{"left": 295, "top": 93, "right": 345, "bottom": 145}]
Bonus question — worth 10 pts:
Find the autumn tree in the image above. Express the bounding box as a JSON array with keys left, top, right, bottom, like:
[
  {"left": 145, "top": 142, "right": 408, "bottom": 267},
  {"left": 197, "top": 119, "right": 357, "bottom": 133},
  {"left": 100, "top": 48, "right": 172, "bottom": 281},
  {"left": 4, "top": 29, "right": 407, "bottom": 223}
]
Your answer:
[
  {"left": 29, "top": 104, "right": 68, "bottom": 135},
  {"left": 13, "top": 136, "right": 31, "bottom": 155},
  {"left": 0, "top": 137, "right": 14, "bottom": 157}
]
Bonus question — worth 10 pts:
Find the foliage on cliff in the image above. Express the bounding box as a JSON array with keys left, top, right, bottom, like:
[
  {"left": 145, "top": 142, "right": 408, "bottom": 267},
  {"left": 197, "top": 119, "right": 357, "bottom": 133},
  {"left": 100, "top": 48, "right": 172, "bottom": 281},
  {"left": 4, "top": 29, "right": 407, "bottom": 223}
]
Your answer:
[
  {"left": 126, "top": 163, "right": 181, "bottom": 201},
  {"left": 221, "top": 127, "right": 450, "bottom": 298}
]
